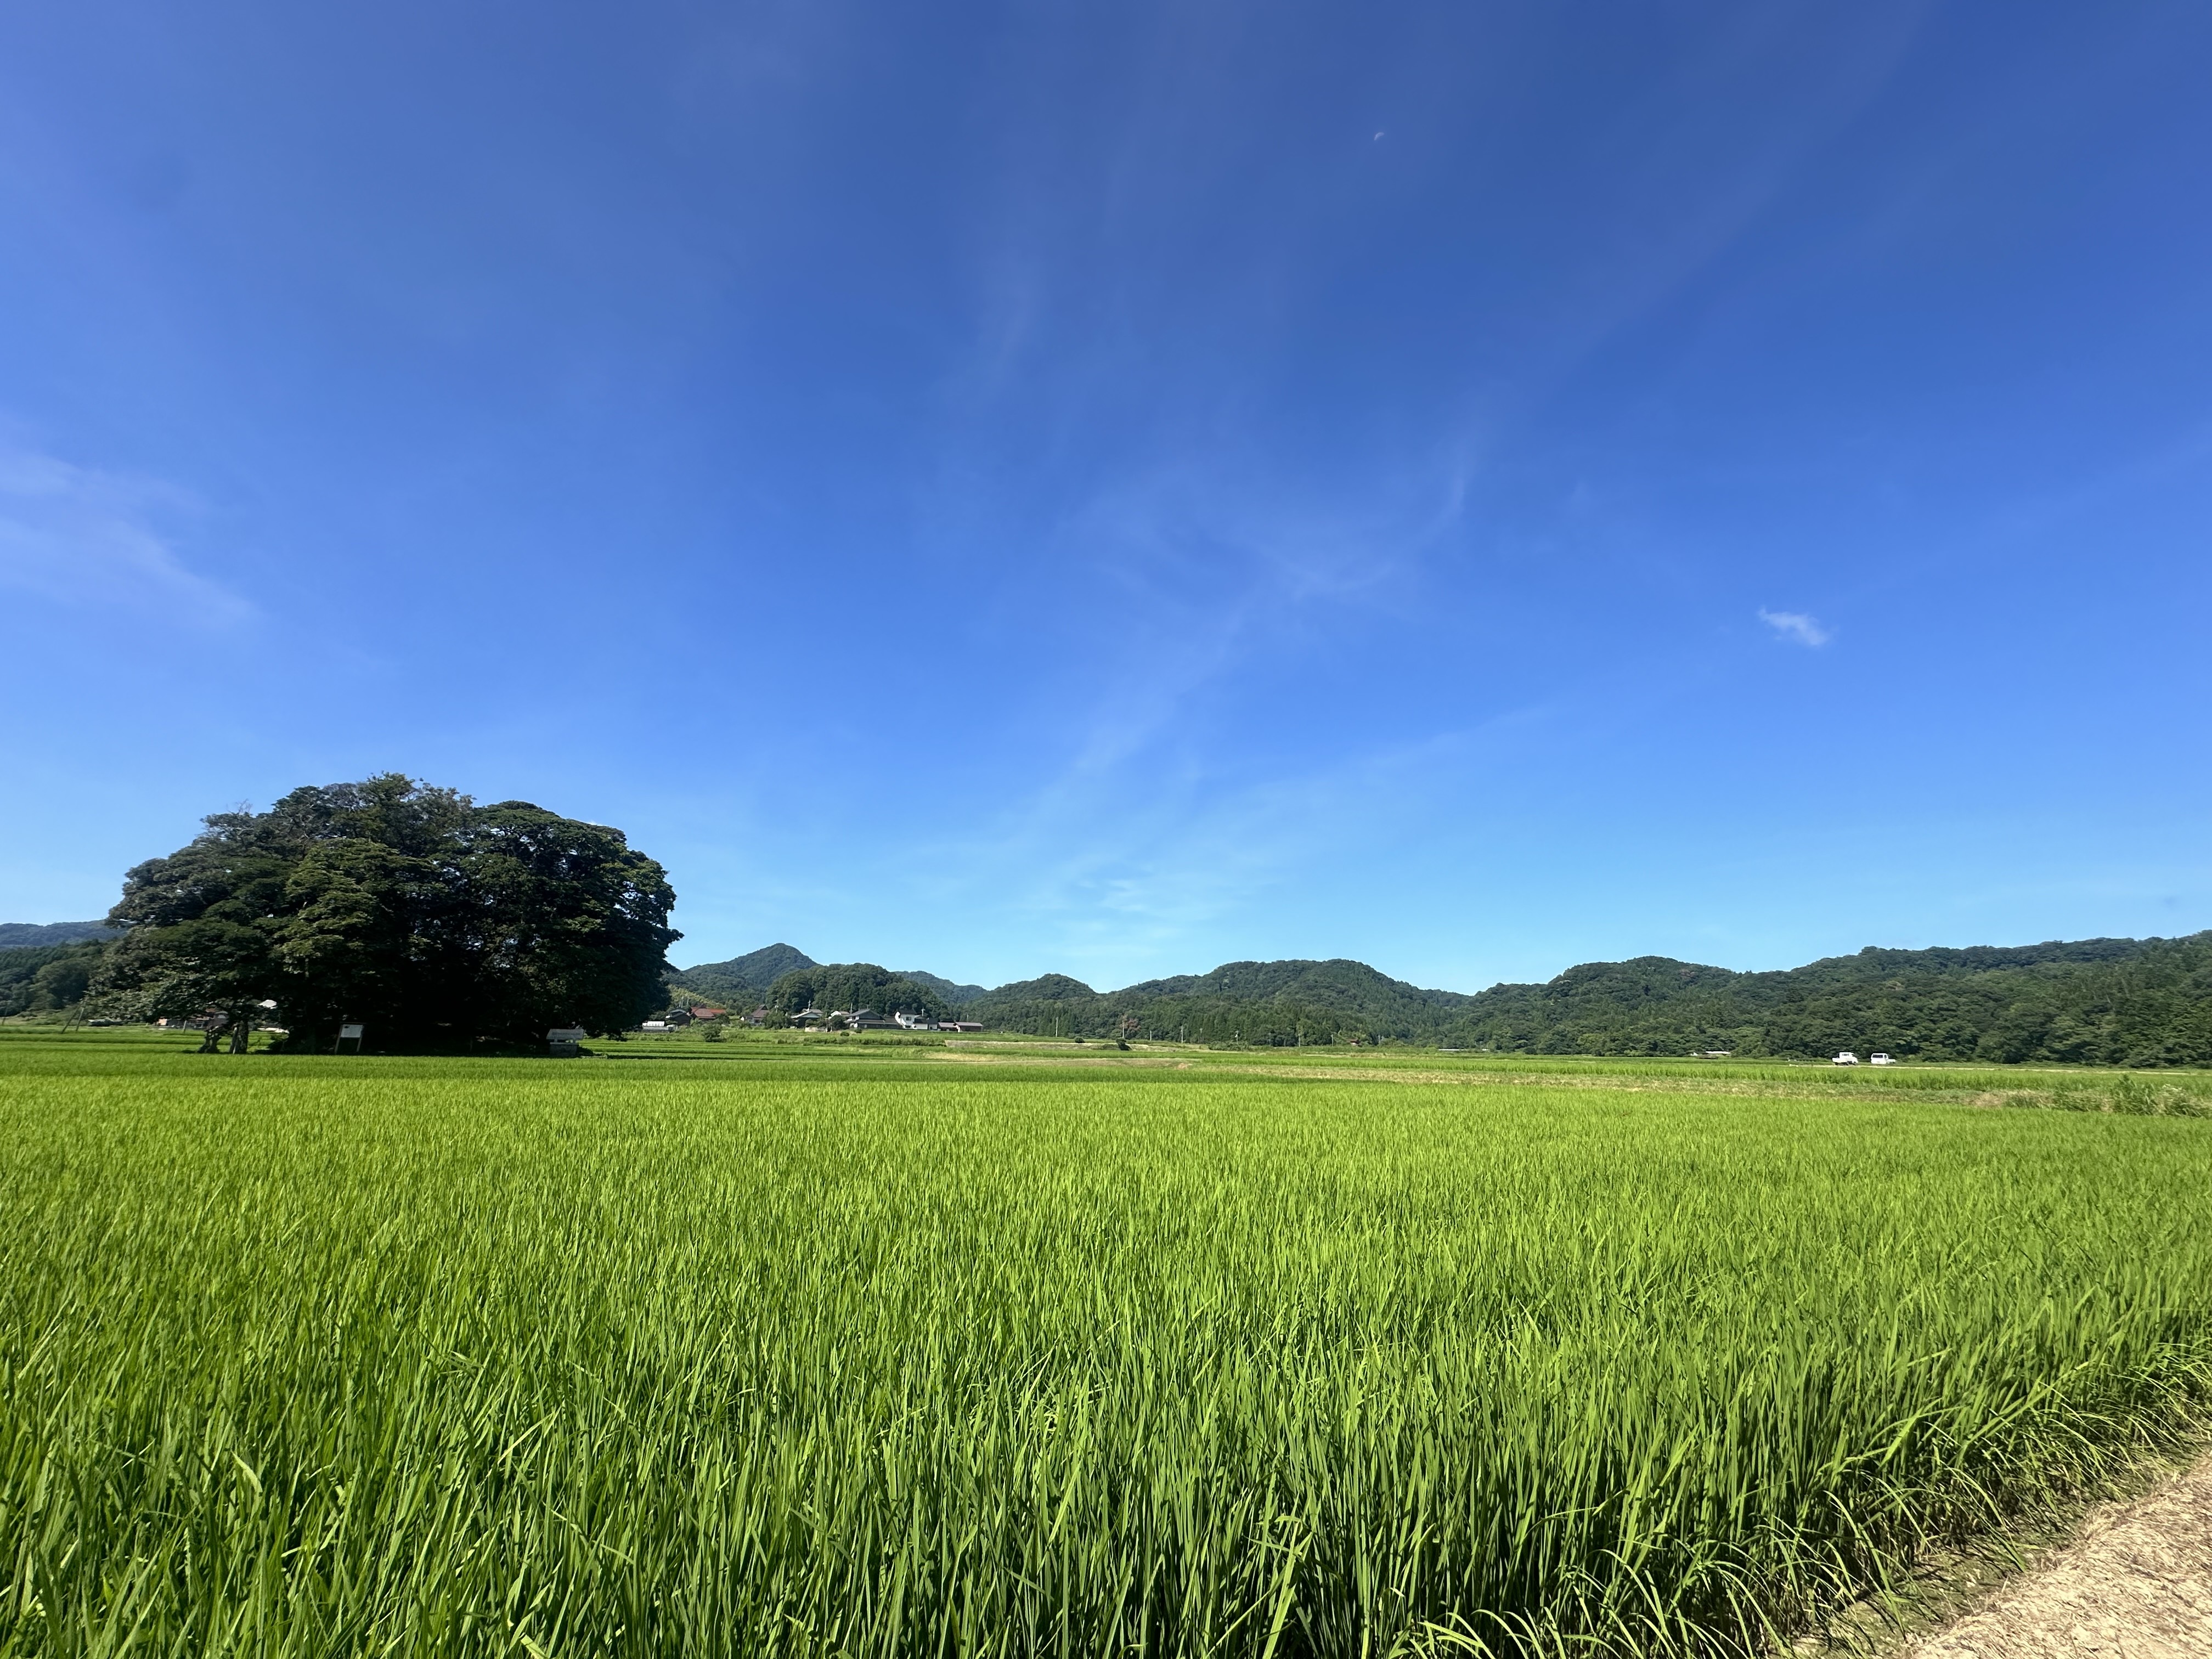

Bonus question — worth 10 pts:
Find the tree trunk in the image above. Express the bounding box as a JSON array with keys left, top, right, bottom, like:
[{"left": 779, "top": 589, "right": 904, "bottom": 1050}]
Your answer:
[{"left": 229, "top": 1019, "right": 249, "bottom": 1054}]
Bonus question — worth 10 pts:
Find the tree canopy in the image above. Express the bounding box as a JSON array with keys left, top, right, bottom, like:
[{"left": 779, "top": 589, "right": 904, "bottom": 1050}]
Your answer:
[{"left": 92, "top": 776, "right": 678, "bottom": 1051}]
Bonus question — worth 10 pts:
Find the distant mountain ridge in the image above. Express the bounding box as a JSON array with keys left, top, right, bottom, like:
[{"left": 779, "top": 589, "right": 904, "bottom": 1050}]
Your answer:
[
  {"left": 670, "top": 944, "right": 985, "bottom": 1008},
  {"left": 891, "top": 969, "right": 988, "bottom": 1006},
  {"left": 1448, "top": 934, "right": 2212, "bottom": 1064},
  {"left": 667, "top": 943, "right": 819, "bottom": 1006},
  {"left": 967, "top": 958, "right": 1466, "bottom": 1042},
  {"left": 0, "top": 920, "right": 116, "bottom": 950},
  {"left": 1119, "top": 958, "right": 1468, "bottom": 1013},
  {"left": 665, "top": 934, "right": 2211, "bottom": 1065}
]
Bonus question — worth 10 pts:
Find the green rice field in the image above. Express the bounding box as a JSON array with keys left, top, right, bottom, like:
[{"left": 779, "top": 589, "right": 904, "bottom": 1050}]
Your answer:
[{"left": 2, "top": 1031, "right": 2209, "bottom": 1656}]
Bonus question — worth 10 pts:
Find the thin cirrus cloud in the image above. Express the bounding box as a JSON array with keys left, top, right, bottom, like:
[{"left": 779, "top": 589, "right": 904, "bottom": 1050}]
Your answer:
[
  {"left": 0, "top": 442, "right": 251, "bottom": 625},
  {"left": 1758, "top": 608, "right": 1830, "bottom": 647}
]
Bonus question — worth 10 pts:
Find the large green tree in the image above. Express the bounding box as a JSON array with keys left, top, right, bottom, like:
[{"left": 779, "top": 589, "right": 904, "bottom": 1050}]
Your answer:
[{"left": 93, "top": 776, "right": 679, "bottom": 1051}]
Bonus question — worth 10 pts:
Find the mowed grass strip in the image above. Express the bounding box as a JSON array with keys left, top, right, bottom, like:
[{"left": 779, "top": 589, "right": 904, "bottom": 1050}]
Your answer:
[{"left": 2, "top": 1045, "right": 2208, "bottom": 1656}]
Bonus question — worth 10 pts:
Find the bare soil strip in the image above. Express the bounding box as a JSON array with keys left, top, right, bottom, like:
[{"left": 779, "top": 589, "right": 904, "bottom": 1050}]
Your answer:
[{"left": 1900, "top": 1455, "right": 2212, "bottom": 1657}]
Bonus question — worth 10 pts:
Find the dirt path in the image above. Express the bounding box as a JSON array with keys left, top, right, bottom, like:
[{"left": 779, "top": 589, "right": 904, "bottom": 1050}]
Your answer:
[{"left": 1903, "top": 1457, "right": 2212, "bottom": 1657}]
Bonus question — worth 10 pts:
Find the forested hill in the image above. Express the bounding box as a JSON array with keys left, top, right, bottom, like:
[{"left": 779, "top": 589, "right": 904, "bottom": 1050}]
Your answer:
[
  {"left": 891, "top": 969, "right": 989, "bottom": 1006},
  {"left": 0, "top": 942, "right": 108, "bottom": 1017},
  {"left": 656, "top": 931, "right": 2208, "bottom": 1064},
  {"left": 1119, "top": 958, "right": 1468, "bottom": 1014},
  {"left": 967, "top": 935, "right": 2212, "bottom": 1066},
  {"left": 1451, "top": 935, "right": 2212, "bottom": 1065},
  {"left": 966, "top": 959, "right": 1469, "bottom": 1046},
  {"left": 669, "top": 945, "right": 987, "bottom": 1008},
  {"left": 668, "top": 944, "right": 819, "bottom": 1006}
]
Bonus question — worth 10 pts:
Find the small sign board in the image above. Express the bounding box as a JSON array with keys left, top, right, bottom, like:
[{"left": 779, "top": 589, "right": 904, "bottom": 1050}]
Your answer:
[{"left": 339, "top": 1024, "right": 365, "bottom": 1040}]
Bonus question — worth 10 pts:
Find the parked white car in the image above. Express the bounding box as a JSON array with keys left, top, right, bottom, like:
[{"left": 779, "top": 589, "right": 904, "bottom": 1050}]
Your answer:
[
  {"left": 1870, "top": 1052, "right": 1897, "bottom": 1066},
  {"left": 1832, "top": 1051, "right": 1860, "bottom": 1065}
]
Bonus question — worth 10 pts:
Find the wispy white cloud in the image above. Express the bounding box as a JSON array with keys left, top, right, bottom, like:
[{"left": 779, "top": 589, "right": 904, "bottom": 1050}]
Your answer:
[
  {"left": 889, "top": 435, "right": 1494, "bottom": 985},
  {"left": 0, "top": 442, "right": 250, "bottom": 624},
  {"left": 1758, "top": 607, "right": 1830, "bottom": 647},
  {"left": 895, "top": 697, "right": 1564, "bottom": 991},
  {"left": 1030, "top": 439, "right": 1480, "bottom": 768}
]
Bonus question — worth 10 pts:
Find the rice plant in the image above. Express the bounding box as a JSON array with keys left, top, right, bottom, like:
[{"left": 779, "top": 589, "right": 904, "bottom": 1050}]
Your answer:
[{"left": 1, "top": 1037, "right": 2207, "bottom": 1656}]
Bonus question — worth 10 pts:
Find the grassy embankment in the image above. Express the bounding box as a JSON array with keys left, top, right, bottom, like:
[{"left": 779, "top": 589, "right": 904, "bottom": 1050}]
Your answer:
[{"left": 2, "top": 1028, "right": 2208, "bottom": 1656}]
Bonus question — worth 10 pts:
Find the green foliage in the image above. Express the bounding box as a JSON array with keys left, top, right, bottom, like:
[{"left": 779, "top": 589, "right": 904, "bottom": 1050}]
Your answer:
[
  {"left": 2094, "top": 1073, "right": 2210, "bottom": 1116},
  {"left": 0, "top": 943, "right": 108, "bottom": 1016},
  {"left": 1, "top": 1041, "right": 2208, "bottom": 1654},
  {"left": 91, "top": 775, "right": 679, "bottom": 1050},
  {"left": 764, "top": 962, "right": 949, "bottom": 1020}
]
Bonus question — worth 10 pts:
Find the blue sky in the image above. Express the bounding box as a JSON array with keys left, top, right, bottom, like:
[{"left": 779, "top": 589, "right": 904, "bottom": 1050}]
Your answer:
[{"left": 2, "top": 0, "right": 2208, "bottom": 992}]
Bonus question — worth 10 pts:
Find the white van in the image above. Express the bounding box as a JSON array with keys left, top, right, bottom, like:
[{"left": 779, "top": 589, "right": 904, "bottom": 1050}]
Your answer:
[{"left": 1870, "top": 1052, "right": 1896, "bottom": 1066}]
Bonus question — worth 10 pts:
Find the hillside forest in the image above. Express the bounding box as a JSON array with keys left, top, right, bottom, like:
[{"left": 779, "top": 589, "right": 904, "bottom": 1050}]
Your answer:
[{"left": 663, "top": 935, "right": 2212, "bottom": 1067}]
